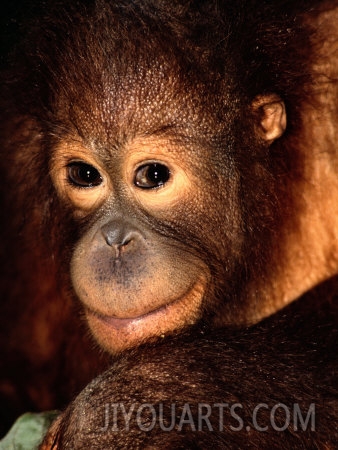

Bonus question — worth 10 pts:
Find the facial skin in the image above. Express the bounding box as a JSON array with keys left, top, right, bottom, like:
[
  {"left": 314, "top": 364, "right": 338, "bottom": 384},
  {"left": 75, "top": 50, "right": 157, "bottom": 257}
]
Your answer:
[
  {"left": 49, "top": 75, "right": 285, "bottom": 353},
  {"left": 50, "top": 137, "right": 208, "bottom": 351}
]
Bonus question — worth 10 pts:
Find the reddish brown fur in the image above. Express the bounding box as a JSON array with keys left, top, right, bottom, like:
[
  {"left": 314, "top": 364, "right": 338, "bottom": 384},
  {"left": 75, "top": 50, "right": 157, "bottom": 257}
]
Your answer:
[
  {"left": 1, "top": 0, "right": 338, "bottom": 442},
  {"left": 41, "top": 281, "right": 338, "bottom": 449}
]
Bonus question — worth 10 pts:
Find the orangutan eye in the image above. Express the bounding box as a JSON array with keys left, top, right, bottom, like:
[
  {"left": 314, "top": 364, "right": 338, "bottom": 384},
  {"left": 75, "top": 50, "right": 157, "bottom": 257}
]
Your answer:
[
  {"left": 134, "top": 163, "right": 170, "bottom": 189},
  {"left": 67, "top": 162, "right": 103, "bottom": 188}
]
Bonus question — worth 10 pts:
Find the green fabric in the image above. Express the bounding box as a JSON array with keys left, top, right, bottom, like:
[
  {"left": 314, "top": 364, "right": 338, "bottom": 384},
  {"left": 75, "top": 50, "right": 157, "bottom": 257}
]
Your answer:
[{"left": 0, "top": 411, "right": 59, "bottom": 450}]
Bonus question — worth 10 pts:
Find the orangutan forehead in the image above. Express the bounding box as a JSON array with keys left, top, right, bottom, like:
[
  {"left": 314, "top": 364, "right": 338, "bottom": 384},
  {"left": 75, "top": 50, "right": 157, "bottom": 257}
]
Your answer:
[
  {"left": 52, "top": 51, "right": 232, "bottom": 150},
  {"left": 40, "top": 4, "right": 233, "bottom": 147}
]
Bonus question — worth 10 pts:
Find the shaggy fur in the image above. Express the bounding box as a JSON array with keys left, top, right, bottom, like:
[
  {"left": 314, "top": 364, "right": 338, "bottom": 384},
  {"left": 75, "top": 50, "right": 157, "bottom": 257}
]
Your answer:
[
  {"left": 42, "top": 279, "right": 338, "bottom": 449},
  {"left": 0, "top": 0, "right": 337, "bottom": 444}
]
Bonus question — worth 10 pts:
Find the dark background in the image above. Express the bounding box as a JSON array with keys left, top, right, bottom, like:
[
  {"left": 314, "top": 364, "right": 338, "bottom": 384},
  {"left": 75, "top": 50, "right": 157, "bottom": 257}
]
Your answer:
[{"left": 0, "top": 1, "right": 47, "bottom": 68}]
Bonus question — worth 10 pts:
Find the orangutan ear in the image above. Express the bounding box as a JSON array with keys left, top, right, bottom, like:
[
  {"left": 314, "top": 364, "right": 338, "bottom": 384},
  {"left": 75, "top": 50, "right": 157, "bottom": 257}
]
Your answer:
[{"left": 252, "top": 94, "right": 287, "bottom": 143}]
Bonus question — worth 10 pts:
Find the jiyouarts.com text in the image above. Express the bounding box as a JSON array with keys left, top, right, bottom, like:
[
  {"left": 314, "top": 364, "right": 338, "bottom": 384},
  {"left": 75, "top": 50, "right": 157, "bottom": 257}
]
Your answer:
[{"left": 98, "top": 402, "right": 316, "bottom": 433}]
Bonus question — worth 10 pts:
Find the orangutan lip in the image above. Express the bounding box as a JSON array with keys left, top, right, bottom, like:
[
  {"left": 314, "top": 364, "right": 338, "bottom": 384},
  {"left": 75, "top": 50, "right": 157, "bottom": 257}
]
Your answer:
[{"left": 88, "top": 304, "right": 169, "bottom": 330}]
